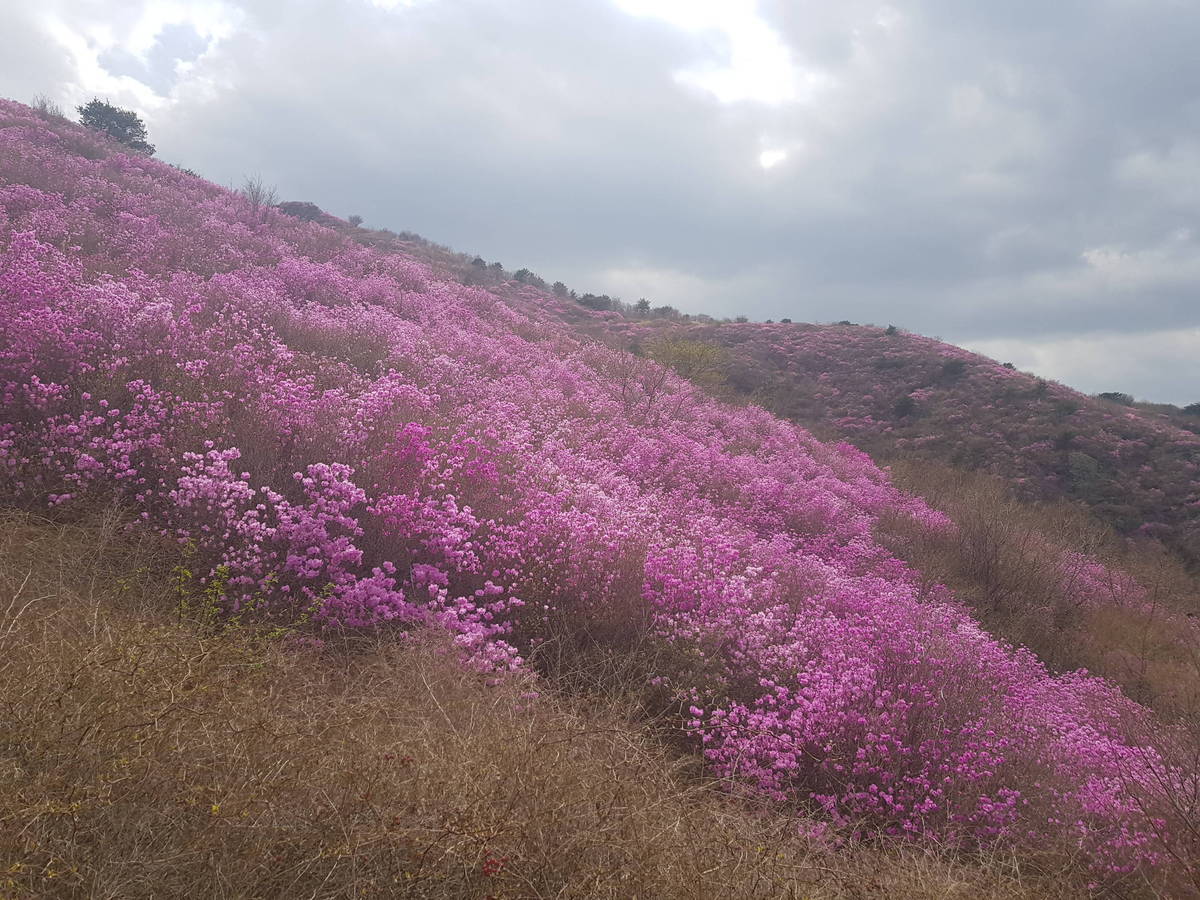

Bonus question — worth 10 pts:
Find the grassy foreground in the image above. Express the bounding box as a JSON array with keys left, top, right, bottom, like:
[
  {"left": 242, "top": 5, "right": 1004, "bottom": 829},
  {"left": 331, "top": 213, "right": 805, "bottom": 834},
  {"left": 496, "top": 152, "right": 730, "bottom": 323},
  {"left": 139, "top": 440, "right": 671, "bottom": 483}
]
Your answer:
[{"left": 0, "top": 509, "right": 1086, "bottom": 899}]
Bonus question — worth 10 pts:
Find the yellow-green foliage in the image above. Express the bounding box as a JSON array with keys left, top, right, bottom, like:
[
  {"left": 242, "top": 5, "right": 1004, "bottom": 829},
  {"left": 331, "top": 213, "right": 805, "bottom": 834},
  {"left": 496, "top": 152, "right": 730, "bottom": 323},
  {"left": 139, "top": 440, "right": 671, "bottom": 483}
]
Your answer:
[{"left": 645, "top": 337, "right": 729, "bottom": 393}]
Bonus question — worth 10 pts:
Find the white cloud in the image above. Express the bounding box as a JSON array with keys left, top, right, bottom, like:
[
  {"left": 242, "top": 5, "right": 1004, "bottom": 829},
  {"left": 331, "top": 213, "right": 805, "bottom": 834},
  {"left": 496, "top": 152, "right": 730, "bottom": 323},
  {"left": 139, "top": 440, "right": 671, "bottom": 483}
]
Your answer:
[
  {"left": 118, "top": 1, "right": 239, "bottom": 57},
  {"left": 366, "top": 0, "right": 434, "bottom": 9},
  {"left": 613, "top": 0, "right": 829, "bottom": 104},
  {"left": 1074, "top": 230, "right": 1200, "bottom": 291},
  {"left": 38, "top": 15, "right": 161, "bottom": 111},
  {"left": 26, "top": 1, "right": 241, "bottom": 111},
  {"left": 1116, "top": 140, "right": 1200, "bottom": 208},
  {"left": 965, "top": 328, "right": 1200, "bottom": 406},
  {"left": 582, "top": 262, "right": 776, "bottom": 318}
]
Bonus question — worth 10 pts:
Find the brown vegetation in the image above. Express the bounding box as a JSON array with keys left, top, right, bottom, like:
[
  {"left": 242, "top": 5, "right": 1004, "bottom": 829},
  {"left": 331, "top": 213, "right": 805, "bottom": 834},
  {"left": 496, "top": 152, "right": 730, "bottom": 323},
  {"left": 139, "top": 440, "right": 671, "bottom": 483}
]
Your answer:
[
  {"left": 880, "top": 460, "right": 1200, "bottom": 718},
  {"left": 0, "top": 509, "right": 1092, "bottom": 899}
]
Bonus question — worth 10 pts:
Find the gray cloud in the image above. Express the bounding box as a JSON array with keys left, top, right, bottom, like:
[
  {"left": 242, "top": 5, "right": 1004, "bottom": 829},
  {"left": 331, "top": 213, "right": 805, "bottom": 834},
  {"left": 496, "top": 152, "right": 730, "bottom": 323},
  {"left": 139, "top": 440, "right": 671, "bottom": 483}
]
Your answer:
[
  {"left": 100, "top": 23, "right": 208, "bottom": 96},
  {"left": 2, "top": 0, "right": 1198, "bottom": 402}
]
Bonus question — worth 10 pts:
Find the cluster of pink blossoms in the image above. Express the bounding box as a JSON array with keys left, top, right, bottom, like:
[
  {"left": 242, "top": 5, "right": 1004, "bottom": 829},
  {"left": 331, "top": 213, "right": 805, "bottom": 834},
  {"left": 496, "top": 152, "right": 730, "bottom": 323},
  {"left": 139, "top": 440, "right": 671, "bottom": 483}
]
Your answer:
[
  {"left": 0, "top": 99, "right": 1187, "bottom": 877},
  {"left": 562, "top": 313, "right": 1200, "bottom": 565}
]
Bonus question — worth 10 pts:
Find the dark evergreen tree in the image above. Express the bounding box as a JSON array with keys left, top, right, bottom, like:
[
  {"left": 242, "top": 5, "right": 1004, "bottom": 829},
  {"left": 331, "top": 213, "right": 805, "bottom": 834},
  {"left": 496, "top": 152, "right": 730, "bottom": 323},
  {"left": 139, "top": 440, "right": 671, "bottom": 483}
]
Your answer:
[{"left": 77, "top": 99, "right": 154, "bottom": 154}]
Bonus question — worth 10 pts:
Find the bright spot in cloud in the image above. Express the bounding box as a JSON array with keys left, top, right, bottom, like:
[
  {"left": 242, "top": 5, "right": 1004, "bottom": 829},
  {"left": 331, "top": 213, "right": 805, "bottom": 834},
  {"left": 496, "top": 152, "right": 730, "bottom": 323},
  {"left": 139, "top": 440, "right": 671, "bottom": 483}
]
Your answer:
[
  {"left": 759, "top": 148, "right": 788, "bottom": 169},
  {"left": 613, "top": 0, "right": 827, "bottom": 105}
]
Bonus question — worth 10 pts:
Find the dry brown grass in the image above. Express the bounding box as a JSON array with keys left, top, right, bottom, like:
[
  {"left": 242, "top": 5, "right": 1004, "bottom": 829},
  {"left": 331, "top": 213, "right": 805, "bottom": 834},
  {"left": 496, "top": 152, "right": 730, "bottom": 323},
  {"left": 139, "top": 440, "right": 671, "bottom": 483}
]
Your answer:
[
  {"left": 882, "top": 460, "right": 1200, "bottom": 717},
  {"left": 0, "top": 509, "right": 1098, "bottom": 899}
]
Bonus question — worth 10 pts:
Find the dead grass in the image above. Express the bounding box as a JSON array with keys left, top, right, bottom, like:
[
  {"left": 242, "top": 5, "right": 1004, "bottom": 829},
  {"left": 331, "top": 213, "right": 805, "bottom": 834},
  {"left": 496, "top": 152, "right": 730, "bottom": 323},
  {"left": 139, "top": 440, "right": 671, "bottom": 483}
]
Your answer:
[
  {"left": 882, "top": 460, "right": 1200, "bottom": 717},
  {"left": 0, "top": 509, "right": 1100, "bottom": 899}
]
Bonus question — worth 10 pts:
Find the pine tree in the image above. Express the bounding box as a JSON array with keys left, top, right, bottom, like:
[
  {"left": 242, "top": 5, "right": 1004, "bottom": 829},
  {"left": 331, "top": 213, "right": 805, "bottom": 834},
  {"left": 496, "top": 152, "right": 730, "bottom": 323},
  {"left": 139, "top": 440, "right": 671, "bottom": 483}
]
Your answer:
[{"left": 77, "top": 99, "right": 155, "bottom": 154}]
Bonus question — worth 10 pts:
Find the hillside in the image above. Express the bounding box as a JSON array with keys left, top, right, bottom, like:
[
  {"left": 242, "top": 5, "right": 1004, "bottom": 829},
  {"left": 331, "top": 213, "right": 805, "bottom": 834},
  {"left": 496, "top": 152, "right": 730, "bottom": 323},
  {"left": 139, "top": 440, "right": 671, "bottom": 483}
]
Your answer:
[
  {"left": 1, "top": 98, "right": 1198, "bottom": 895},
  {"left": 342, "top": 230, "right": 1200, "bottom": 570},
  {"left": 640, "top": 320, "right": 1200, "bottom": 566},
  {"left": 458, "top": 291, "right": 1200, "bottom": 571},
  {"left": 336, "top": 232, "right": 1200, "bottom": 715}
]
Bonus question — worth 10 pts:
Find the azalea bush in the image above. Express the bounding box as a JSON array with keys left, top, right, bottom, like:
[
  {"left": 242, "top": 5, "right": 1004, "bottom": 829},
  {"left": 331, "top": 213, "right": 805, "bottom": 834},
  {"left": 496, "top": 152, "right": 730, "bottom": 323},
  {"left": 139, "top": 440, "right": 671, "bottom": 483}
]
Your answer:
[
  {"left": 0, "top": 98, "right": 1192, "bottom": 884},
  {"left": 554, "top": 316, "right": 1200, "bottom": 568}
]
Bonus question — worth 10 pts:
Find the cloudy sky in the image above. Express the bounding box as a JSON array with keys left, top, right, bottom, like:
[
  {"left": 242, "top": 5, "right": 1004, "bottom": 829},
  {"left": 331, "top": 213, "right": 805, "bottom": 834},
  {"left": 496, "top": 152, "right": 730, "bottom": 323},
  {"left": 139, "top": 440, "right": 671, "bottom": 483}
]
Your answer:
[{"left": 3, "top": 0, "right": 1199, "bottom": 403}]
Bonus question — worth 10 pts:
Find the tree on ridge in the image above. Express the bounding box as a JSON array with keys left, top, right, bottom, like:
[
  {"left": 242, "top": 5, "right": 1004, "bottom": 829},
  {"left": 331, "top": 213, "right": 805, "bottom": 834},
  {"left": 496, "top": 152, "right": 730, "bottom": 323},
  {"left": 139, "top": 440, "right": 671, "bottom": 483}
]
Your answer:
[{"left": 77, "top": 99, "right": 155, "bottom": 154}]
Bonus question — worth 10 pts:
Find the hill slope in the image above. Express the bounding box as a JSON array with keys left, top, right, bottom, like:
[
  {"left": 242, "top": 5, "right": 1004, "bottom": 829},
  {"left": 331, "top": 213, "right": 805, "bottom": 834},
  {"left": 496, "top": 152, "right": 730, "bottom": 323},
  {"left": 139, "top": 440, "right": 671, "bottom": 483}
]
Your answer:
[
  {"left": 0, "top": 99, "right": 1196, "bottom": 891},
  {"left": 2, "top": 509, "right": 1092, "bottom": 900},
  {"left": 338, "top": 229, "right": 1200, "bottom": 715},
  {"left": 663, "top": 320, "right": 1200, "bottom": 564},
  {"left": 348, "top": 231, "right": 1200, "bottom": 568}
]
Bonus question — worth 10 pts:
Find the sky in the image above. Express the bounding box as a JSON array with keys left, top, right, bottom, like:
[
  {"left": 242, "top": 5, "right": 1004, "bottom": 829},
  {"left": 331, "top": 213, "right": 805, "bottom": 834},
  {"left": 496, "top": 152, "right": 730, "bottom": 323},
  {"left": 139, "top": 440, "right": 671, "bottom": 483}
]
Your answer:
[{"left": 2, "top": 0, "right": 1199, "bottom": 404}]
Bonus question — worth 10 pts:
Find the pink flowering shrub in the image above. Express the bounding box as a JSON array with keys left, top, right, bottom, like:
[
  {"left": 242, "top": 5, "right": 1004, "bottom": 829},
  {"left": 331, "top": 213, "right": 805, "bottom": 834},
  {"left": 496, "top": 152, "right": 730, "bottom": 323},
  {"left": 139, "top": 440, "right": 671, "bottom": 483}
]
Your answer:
[
  {"left": 0, "top": 99, "right": 1189, "bottom": 879},
  {"left": 541, "top": 312, "right": 1200, "bottom": 568}
]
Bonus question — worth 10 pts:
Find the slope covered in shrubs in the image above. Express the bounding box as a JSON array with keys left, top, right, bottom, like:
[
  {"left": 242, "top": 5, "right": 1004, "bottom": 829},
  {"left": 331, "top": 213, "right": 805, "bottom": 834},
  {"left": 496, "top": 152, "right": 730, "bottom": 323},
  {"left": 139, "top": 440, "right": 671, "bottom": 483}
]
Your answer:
[
  {"left": 569, "top": 316, "right": 1200, "bottom": 570},
  {"left": 358, "top": 237, "right": 1200, "bottom": 720},
  {"left": 878, "top": 460, "right": 1200, "bottom": 718},
  {"left": 0, "top": 99, "right": 1196, "bottom": 891},
  {"left": 381, "top": 242, "right": 1200, "bottom": 571}
]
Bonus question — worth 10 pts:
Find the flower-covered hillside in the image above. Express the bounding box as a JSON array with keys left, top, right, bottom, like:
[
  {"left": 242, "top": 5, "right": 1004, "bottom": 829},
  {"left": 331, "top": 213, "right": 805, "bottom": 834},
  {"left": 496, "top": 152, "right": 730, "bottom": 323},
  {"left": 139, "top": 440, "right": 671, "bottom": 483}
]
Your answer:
[
  {"left": 418, "top": 269, "right": 1200, "bottom": 720},
  {"left": 0, "top": 99, "right": 1192, "bottom": 883},
  {"left": 374, "top": 238, "right": 1200, "bottom": 569},
  {"left": 545, "top": 315, "right": 1200, "bottom": 569}
]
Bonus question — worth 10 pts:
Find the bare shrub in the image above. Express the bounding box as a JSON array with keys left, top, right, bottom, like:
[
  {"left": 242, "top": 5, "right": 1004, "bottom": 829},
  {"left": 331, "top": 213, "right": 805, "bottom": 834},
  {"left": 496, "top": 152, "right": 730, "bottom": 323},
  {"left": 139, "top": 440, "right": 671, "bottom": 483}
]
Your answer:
[
  {"left": 31, "top": 94, "right": 66, "bottom": 121},
  {"left": 645, "top": 336, "right": 730, "bottom": 394},
  {"left": 57, "top": 129, "right": 111, "bottom": 161},
  {"left": 240, "top": 174, "right": 278, "bottom": 224}
]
